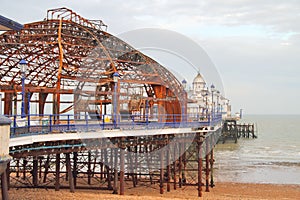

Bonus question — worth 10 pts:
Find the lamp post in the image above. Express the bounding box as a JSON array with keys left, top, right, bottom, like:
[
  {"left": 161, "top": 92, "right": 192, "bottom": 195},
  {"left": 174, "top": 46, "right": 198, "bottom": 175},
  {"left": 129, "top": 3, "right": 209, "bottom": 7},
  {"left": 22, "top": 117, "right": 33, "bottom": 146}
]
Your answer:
[
  {"left": 19, "top": 59, "right": 27, "bottom": 118},
  {"left": 216, "top": 90, "right": 220, "bottom": 114},
  {"left": 181, "top": 79, "right": 187, "bottom": 123},
  {"left": 182, "top": 79, "right": 187, "bottom": 91},
  {"left": 201, "top": 89, "right": 208, "bottom": 120},
  {"left": 210, "top": 84, "right": 215, "bottom": 121},
  {"left": 113, "top": 72, "right": 120, "bottom": 129}
]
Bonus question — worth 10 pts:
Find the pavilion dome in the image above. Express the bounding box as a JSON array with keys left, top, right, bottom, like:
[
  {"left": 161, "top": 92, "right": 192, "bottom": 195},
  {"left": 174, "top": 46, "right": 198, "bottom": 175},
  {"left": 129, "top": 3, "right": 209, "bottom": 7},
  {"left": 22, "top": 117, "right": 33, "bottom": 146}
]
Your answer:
[
  {"left": 193, "top": 72, "right": 205, "bottom": 85},
  {"left": 192, "top": 72, "right": 206, "bottom": 93}
]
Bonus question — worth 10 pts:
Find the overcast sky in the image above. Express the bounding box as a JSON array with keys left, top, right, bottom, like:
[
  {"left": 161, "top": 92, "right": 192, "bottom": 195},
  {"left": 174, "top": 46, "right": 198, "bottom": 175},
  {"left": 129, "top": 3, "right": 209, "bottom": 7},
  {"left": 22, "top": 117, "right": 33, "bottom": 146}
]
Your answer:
[{"left": 1, "top": 0, "right": 300, "bottom": 114}]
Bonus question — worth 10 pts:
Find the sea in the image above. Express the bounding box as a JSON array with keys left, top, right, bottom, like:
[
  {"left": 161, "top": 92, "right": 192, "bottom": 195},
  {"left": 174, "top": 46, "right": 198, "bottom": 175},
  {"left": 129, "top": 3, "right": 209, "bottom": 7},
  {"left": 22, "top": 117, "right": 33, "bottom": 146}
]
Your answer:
[{"left": 214, "top": 115, "right": 300, "bottom": 185}]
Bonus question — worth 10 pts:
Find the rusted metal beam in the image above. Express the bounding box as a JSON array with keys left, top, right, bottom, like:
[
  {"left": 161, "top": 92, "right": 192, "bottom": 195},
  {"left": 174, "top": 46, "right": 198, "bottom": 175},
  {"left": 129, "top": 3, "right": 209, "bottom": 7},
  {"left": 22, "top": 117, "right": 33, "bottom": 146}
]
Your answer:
[
  {"left": 39, "top": 93, "right": 48, "bottom": 115},
  {"left": 4, "top": 93, "right": 12, "bottom": 115}
]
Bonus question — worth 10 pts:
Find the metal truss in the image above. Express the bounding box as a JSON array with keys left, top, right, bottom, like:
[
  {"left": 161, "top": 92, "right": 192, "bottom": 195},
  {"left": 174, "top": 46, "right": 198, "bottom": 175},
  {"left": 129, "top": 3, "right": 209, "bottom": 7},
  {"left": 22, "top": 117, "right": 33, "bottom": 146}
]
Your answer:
[{"left": 0, "top": 7, "right": 186, "bottom": 120}]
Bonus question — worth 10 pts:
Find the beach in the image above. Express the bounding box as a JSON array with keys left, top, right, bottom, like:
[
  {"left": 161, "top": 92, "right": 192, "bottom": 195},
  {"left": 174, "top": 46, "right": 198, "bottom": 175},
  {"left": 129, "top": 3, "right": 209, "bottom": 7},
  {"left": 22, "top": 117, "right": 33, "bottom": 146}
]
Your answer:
[
  {"left": 7, "top": 182, "right": 300, "bottom": 200},
  {"left": 7, "top": 115, "right": 300, "bottom": 199}
]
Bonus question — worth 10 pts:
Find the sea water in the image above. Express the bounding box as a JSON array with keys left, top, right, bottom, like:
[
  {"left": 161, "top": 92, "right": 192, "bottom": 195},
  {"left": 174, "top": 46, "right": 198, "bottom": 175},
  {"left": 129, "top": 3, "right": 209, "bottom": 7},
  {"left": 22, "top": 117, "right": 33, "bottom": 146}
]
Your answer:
[{"left": 214, "top": 115, "right": 300, "bottom": 184}]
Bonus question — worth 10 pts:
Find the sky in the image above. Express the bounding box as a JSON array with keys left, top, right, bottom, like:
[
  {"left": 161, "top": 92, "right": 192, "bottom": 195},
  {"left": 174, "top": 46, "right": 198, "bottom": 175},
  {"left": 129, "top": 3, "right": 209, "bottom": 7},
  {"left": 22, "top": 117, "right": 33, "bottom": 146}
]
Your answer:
[{"left": 1, "top": 0, "right": 300, "bottom": 114}]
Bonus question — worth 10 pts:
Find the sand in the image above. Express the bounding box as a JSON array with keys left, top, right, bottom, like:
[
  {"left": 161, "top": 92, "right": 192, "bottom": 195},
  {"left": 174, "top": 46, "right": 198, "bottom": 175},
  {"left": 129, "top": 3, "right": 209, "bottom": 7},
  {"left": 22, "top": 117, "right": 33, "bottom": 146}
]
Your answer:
[{"left": 7, "top": 182, "right": 300, "bottom": 200}]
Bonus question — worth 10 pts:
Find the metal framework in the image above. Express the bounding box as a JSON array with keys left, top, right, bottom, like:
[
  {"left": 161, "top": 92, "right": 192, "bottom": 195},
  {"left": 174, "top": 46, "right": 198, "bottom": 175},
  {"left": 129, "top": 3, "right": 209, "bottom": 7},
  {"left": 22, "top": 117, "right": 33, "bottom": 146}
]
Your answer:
[{"left": 0, "top": 7, "right": 186, "bottom": 124}]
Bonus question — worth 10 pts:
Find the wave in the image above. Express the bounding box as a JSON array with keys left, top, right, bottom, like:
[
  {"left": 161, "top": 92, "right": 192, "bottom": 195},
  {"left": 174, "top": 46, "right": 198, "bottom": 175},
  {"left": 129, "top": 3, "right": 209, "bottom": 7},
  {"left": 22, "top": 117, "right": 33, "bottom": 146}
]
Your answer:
[{"left": 256, "top": 161, "right": 300, "bottom": 167}]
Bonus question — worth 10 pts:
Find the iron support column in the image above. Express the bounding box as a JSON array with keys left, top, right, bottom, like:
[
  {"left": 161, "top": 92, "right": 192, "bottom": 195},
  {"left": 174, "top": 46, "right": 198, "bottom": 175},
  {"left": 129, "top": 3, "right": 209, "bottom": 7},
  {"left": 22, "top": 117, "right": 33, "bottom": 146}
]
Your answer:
[
  {"left": 113, "top": 148, "right": 118, "bottom": 194},
  {"left": 210, "top": 136, "right": 215, "bottom": 188},
  {"left": 179, "top": 143, "right": 182, "bottom": 188},
  {"left": 159, "top": 149, "right": 164, "bottom": 194},
  {"left": 88, "top": 151, "right": 92, "bottom": 185},
  {"left": 120, "top": 148, "right": 125, "bottom": 195},
  {"left": 167, "top": 144, "right": 171, "bottom": 192},
  {"left": 33, "top": 157, "right": 38, "bottom": 186},
  {"left": 198, "top": 136, "right": 203, "bottom": 197},
  {"left": 65, "top": 153, "right": 75, "bottom": 193},
  {"left": 73, "top": 152, "right": 78, "bottom": 187},
  {"left": 43, "top": 156, "right": 50, "bottom": 183},
  {"left": 55, "top": 154, "right": 60, "bottom": 191},
  {"left": 173, "top": 143, "right": 177, "bottom": 190},
  {"left": 205, "top": 137, "right": 210, "bottom": 192}
]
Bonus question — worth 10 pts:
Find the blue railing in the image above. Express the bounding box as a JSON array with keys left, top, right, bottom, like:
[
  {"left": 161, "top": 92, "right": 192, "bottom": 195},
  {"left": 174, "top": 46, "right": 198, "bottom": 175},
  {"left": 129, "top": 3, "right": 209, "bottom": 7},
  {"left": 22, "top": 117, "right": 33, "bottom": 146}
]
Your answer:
[{"left": 7, "top": 113, "right": 223, "bottom": 138}]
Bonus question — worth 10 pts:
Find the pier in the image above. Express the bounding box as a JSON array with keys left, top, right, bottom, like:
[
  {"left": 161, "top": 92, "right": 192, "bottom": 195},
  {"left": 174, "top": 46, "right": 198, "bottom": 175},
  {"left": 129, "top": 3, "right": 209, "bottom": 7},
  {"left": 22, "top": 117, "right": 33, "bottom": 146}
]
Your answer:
[
  {"left": 219, "top": 118, "right": 257, "bottom": 143},
  {"left": 0, "top": 8, "right": 228, "bottom": 198}
]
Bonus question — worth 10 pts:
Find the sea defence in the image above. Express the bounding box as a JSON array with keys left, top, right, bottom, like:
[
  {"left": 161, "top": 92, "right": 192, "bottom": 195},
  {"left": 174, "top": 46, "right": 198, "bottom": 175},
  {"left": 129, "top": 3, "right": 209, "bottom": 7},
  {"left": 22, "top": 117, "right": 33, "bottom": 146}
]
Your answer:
[{"left": 0, "top": 115, "right": 11, "bottom": 200}]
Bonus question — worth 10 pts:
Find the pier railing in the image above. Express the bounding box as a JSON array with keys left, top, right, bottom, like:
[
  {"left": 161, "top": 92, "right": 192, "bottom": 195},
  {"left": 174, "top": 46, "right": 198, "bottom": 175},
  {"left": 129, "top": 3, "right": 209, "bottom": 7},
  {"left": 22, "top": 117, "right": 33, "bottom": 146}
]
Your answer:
[{"left": 7, "top": 113, "right": 222, "bottom": 138}]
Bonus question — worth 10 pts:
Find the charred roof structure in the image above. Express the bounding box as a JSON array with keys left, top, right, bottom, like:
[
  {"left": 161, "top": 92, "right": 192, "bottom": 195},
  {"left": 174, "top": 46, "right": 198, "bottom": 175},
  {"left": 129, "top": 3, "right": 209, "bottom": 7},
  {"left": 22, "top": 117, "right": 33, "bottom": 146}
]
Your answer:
[{"left": 0, "top": 7, "right": 186, "bottom": 122}]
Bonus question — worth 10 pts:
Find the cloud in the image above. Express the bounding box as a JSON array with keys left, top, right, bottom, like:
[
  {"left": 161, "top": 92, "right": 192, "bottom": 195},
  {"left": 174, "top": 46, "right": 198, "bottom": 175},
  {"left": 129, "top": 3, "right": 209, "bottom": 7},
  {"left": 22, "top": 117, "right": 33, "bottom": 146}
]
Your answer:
[
  {"left": 2, "top": 0, "right": 300, "bottom": 35},
  {"left": 198, "top": 35, "right": 300, "bottom": 114},
  {"left": 1, "top": 0, "right": 299, "bottom": 114}
]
